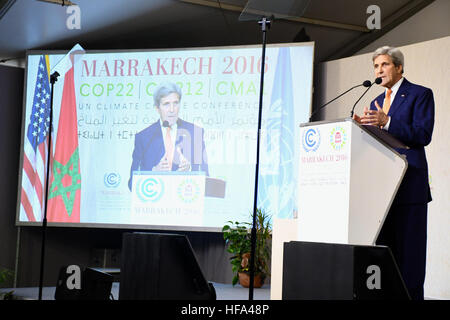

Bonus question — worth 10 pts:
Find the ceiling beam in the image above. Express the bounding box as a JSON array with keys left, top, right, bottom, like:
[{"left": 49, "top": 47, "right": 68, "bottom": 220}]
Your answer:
[
  {"left": 36, "top": 0, "right": 77, "bottom": 6},
  {"left": 180, "top": 0, "right": 369, "bottom": 33},
  {"left": 0, "top": 0, "right": 16, "bottom": 20},
  {"left": 324, "top": 0, "right": 436, "bottom": 62}
]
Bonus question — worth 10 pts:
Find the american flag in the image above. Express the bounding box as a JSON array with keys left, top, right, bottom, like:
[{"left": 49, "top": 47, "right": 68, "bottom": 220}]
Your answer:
[{"left": 20, "top": 55, "right": 51, "bottom": 222}]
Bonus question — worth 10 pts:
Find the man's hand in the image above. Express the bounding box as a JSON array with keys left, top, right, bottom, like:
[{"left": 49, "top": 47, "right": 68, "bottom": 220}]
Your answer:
[
  {"left": 176, "top": 147, "right": 191, "bottom": 172},
  {"left": 360, "top": 101, "right": 389, "bottom": 127},
  {"left": 353, "top": 106, "right": 369, "bottom": 124},
  {"left": 152, "top": 155, "right": 171, "bottom": 171},
  {"left": 353, "top": 112, "right": 362, "bottom": 124}
]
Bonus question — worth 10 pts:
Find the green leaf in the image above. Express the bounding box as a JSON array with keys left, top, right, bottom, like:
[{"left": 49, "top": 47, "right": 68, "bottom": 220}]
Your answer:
[
  {"left": 222, "top": 208, "right": 272, "bottom": 284},
  {"left": 232, "top": 275, "right": 239, "bottom": 286}
]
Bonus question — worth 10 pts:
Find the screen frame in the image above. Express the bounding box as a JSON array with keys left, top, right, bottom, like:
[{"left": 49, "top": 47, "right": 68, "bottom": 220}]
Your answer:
[{"left": 15, "top": 41, "right": 315, "bottom": 232}]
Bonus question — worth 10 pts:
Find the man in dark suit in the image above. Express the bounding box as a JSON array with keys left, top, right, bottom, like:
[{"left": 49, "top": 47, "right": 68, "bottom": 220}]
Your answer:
[
  {"left": 128, "top": 82, "right": 209, "bottom": 190},
  {"left": 353, "top": 46, "right": 435, "bottom": 300}
]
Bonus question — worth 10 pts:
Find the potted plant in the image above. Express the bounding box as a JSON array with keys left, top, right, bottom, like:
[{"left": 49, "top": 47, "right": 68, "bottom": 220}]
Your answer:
[
  {"left": 0, "top": 268, "right": 14, "bottom": 300},
  {"left": 222, "top": 208, "right": 272, "bottom": 287}
]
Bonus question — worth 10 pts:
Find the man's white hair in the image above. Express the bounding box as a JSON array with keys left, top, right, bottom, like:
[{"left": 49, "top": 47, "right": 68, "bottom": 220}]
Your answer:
[{"left": 372, "top": 46, "right": 404, "bottom": 74}]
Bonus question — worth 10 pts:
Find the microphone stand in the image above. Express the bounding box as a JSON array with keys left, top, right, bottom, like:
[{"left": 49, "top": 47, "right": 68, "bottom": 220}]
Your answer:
[
  {"left": 350, "top": 78, "right": 381, "bottom": 117},
  {"left": 350, "top": 84, "right": 373, "bottom": 118},
  {"left": 38, "top": 71, "right": 59, "bottom": 300},
  {"left": 310, "top": 84, "right": 364, "bottom": 122},
  {"left": 249, "top": 16, "right": 271, "bottom": 301}
]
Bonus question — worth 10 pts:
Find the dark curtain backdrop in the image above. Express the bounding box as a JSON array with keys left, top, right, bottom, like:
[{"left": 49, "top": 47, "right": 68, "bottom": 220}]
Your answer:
[{"left": 0, "top": 65, "right": 23, "bottom": 287}]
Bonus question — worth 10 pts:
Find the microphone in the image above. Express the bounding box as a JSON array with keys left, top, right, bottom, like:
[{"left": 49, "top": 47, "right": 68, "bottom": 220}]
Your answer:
[
  {"left": 162, "top": 119, "right": 181, "bottom": 127},
  {"left": 309, "top": 80, "right": 372, "bottom": 122},
  {"left": 350, "top": 78, "right": 382, "bottom": 117},
  {"left": 362, "top": 80, "right": 372, "bottom": 87},
  {"left": 50, "top": 71, "right": 60, "bottom": 84}
]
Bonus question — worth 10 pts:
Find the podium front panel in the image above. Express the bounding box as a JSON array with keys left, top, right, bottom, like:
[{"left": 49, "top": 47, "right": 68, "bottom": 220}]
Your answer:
[
  {"left": 130, "top": 171, "right": 205, "bottom": 226},
  {"left": 297, "top": 121, "right": 352, "bottom": 244},
  {"left": 297, "top": 119, "right": 407, "bottom": 245}
]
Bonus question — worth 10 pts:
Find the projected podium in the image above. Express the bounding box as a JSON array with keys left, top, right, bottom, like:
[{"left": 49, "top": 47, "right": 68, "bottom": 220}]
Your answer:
[
  {"left": 130, "top": 171, "right": 225, "bottom": 227},
  {"left": 271, "top": 118, "right": 408, "bottom": 299}
]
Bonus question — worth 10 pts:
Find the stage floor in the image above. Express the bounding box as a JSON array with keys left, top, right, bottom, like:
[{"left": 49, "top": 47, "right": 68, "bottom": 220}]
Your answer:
[{"left": 1, "top": 282, "right": 271, "bottom": 300}]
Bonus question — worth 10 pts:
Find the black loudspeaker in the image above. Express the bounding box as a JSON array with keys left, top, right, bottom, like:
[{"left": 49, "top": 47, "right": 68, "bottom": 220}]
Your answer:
[
  {"left": 55, "top": 266, "right": 113, "bottom": 300},
  {"left": 282, "top": 241, "right": 410, "bottom": 300},
  {"left": 119, "top": 232, "right": 216, "bottom": 300}
]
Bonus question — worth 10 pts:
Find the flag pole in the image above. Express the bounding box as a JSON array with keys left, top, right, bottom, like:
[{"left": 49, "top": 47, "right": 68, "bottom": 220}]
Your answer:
[{"left": 38, "top": 71, "right": 59, "bottom": 300}]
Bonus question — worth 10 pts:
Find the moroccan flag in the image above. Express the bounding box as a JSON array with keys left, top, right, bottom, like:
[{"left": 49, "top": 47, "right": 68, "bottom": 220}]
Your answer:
[{"left": 47, "top": 66, "right": 81, "bottom": 222}]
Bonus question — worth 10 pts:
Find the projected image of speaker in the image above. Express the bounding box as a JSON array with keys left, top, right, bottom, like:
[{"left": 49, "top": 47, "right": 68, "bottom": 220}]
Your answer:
[
  {"left": 55, "top": 266, "right": 113, "bottom": 300},
  {"left": 119, "top": 232, "right": 216, "bottom": 300}
]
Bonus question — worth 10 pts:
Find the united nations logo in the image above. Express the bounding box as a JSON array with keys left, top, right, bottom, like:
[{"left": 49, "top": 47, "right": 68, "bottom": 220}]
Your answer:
[
  {"left": 104, "top": 173, "right": 121, "bottom": 188},
  {"left": 330, "top": 126, "right": 347, "bottom": 151},
  {"left": 177, "top": 178, "right": 200, "bottom": 203},
  {"left": 136, "top": 177, "right": 164, "bottom": 202},
  {"left": 302, "top": 128, "right": 321, "bottom": 152}
]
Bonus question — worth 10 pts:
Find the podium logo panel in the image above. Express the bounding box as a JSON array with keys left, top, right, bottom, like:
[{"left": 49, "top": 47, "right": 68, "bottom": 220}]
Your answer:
[
  {"left": 130, "top": 173, "right": 205, "bottom": 227},
  {"left": 104, "top": 172, "right": 121, "bottom": 188},
  {"left": 302, "top": 128, "right": 321, "bottom": 152},
  {"left": 136, "top": 177, "right": 165, "bottom": 202},
  {"left": 330, "top": 126, "right": 348, "bottom": 151},
  {"left": 177, "top": 178, "right": 201, "bottom": 203}
]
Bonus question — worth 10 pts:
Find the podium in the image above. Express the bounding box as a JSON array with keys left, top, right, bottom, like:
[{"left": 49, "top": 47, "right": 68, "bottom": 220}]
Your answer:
[
  {"left": 130, "top": 171, "right": 225, "bottom": 227},
  {"left": 271, "top": 118, "right": 408, "bottom": 299},
  {"left": 297, "top": 118, "right": 407, "bottom": 245}
]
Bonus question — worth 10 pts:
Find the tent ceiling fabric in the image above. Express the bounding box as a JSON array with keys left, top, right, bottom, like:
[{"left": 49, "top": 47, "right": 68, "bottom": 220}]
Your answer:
[{"left": 0, "top": 0, "right": 435, "bottom": 62}]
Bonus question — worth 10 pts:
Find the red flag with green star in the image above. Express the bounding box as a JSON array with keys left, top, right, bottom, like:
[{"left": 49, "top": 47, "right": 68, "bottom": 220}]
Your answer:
[{"left": 47, "top": 66, "right": 81, "bottom": 222}]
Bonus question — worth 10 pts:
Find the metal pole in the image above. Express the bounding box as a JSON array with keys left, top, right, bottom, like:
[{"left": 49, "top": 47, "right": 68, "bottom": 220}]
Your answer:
[
  {"left": 249, "top": 16, "right": 270, "bottom": 301},
  {"left": 38, "top": 71, "right": 59, "bottom": 300}
]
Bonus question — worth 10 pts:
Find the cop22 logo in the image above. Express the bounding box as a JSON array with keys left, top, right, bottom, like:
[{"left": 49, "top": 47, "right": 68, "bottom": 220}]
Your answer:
[
  {"left": 136, "top": 177, "right": 164, "bottom": 202},
  {"left": 302, "top": 128, "right": 321, "bottom": 152},
  {"left": 104, "top": 173, "right": 121, "bottom": 188}
]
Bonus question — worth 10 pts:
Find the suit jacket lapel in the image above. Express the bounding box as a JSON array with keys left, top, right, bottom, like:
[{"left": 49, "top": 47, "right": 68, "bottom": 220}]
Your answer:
[
  {"left": 375, "top": 93, "right": 384, "bottom": 111},
  {"left": 388, "top": 78, "right": 409, "bottom": 117},
  {"left": 152, "top": 121, "right": 165, "bottom": 161}
]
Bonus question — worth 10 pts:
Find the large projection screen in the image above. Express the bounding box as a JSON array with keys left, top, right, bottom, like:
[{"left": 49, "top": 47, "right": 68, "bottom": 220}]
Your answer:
[{"left": 16, "top": 42, "right": 314, "bottom": 231}]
